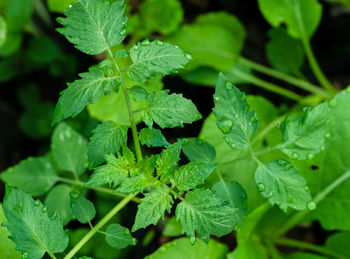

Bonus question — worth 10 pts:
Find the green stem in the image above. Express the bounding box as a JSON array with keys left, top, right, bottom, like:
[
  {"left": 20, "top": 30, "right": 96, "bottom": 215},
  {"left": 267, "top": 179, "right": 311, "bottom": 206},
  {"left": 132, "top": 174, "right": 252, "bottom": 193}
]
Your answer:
[
  {"left": 64, "top": 193, "right": 138, "bottom": 259},
  {"left": 238, "top": 57, "right": 331, "bottom": 98},
  {"left": 275, "top": 238, "right": 347, "bottom": 259},
  {"left": 231, "top": 67, "right": 303, "bottom": 101},
  {"left": 58, "top": 177, "right": 141, "bottom": 203},
  {"left": 294, "top": 2, "right": 336, "bottom": 94},
  {"left": 265, "top": 240, "right": 282, "bottom": 259},
  {"left": 275, "top": 171, "right": 350, "bottom": 237}
]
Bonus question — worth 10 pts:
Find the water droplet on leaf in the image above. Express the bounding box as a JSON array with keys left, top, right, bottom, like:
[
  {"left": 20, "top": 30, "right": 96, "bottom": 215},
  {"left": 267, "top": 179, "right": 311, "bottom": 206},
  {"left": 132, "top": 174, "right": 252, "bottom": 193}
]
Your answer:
[
  {"left": 257, "top": 183, "right": 265, "bottom": 192},
  {"left": 33, "top": 200, "right": 40, "bottom": 207},
  {"left": 41, "top": 207, "right": 47, "bottom": 213},
  {"left": 329, "top": 99, "right": 337, "bottom": 108},
  {"left": 225, "top": 81, "right": 233, "bottom": 89},
  {"left": 120, "top": 29, "right": 127, "bottom": 36},
  {"left": 189, "top": 236, "right": 196, "bottom": 245},
  {"left": 156, "top": 40, "right": 164, "bottom": 46},
  {"left": 70, "top": 192, "right": 80, "bottom": 199},
  {"left": 307, "top": 154, "right": 314, "bottom": 160},
  {"left": 22, "top": 252, "right": 29, "bottom": 259},
  {"left": 307, "top": 201, "right": 317, "bottom": 210},
  {"left": 292, "top": 153, "right": 299, "bottom": 159},
  {"left": 217, "top": 118, "right": 233, "bottom": 134},
  {"left": 133, "top": 45, "right": 139, "bottom": 50},
  {"left": 185, "top": 53, "right": 192, "bottom": 60},
  {"left": 278, "top": 160, "right": 287, "bottom": 166},
  {"left": 325, "top": 133, "right": 331, "bottom": 139},
  {"left": 142, "top": 39, "right": 150, "bottom": 46},
  {"left": 214, "top": 96, "right": 219, "bottom": 101}
]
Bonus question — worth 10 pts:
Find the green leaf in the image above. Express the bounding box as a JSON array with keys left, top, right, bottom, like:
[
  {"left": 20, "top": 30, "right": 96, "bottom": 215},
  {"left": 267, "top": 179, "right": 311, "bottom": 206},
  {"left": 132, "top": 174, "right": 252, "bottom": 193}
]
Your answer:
[
  {"left": 266, "top": 27, "right": 304, "bottom": 75},
  {"left": 279, "top": 103, "right": 328, "bottom": 160},
  {"left": 213, "top": 73, "right": 258, "bottom": 150},
  {"left": 132, "top": 186, "right": 173, "bottom": 232},
  {"left": 181, "top": 138, "right": 216, "bottom": 162},
  {"left": 173, "top": 161, "right": 216, "bottom": 191},
  {"left": 1, "top": 157, "right": 58, "bottom": 196},
  {"left": 156, "top": 142, "right": 181, "bottom": 181},
  {"left": 0, "top": 203, "right": 21, "bottom": 259},
  {"left": 143, "top": 90, "right": 201, "bottom": 128},
  {"left": 325, "top": 231, "right": 350, "bottom": 258},
  {"left": 127, "top": 40, "right": 189, "bottom": 83},
  {"left": 212, "top": 181, "right": 247, "bottom": 228},
  {"left": 88, "top": 121, "right": 128, "bottom": 169},
  {"left": 105, "top": 224, "right": 136, "bottom": 249},
  {"left": 129, "top": 85, "right": 150, "bottom": 101},
  {"left": 2, "top": 189, "right": 69, "bottom": 258},
  {"left": 176, "top": 188, "right": 237, "bottom": 243},
  {"left": 257, "top": 0, "right": 322, "bottom": 38},
  {"left": 70, "top": 194, "right": 96, "bottom": 224},
  {"left": 85, "top": 154, "right": 129, "bottom": 188},
  {"left": 255, "top": 160, "right": 312, "bottom": 211},
  {"left": 163, "top": 217, "right": 182, "bottom": 237},
  {"left": 145, "top": 237, "right": 228, "bottom": 259},
  {"left": 0, "top": 16, "right": 6, "bottom": 48},
  {"left": 115, "top": 173, "right": 154, "bottom": 193},
  {"left": 57, "top": 0, "right": 127, "bottom": 55},
  {"left": 45, "top": 184, "right": 72, "bottom": 226},
  {"left": 52, "top": 68, "right": 121, "bottom": 124},
  {"left": 47, "top": 0, "right": 77, "bottom": 13},
  {"left": 52, "top": 123, "right": 88, "bottom": 176},
  {"left": 139, "top": 128, "right": 168, "bottom": 147},
  {"left": 138, "top": 0, "right": 183, "bottom": 35}
]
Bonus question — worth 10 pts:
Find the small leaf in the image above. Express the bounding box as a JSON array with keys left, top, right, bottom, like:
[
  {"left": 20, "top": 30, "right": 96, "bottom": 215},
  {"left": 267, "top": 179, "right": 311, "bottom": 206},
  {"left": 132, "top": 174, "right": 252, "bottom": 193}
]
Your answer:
[
  {"left": 51, "top": 123, "right": 88, "bottom": 176},
  {"left": 115, "top": 173, "right": 154, "bottom": 193},
  {"left": 129, "top": 85, "right": 150, "bottom": 101},
  {"left": 156, "top": 142, "right": 181, "bottom": 181},
  {"left": 213, "top": 73, "right": 258, "bottom": 150},
  {"left": 52, "top": 68, "right": 121, "bottom": 124},
  {"left": 176, "top": 188, "right": 237, "bottom": 243},
  {"left": 57, "top": 0, "right": 127, "bottom": 54},
  {"left": 139, "top": 128, "right": 168, "bottom": 147},
  {"left": 70, "top": 194, "right": 96, "bottom": 224},
  {"left": 279, "top": 103, "right": 328, "bottom": 160},
  {"left": 128, "top": 40, "right": 189, "bottom": 82},
  {"left": 181, "top": 138, "right": 216, "bottom": 162},
  {"left": 132, "top": 186, "right": 173, "bottom": 232},
  {"left": 2, "top": 189, "right": 68, "bottom": 258},
  {"left": 143, "top": 90, "right": 201, "bottom": 128},
  {"left": 105, "top": 224, "right": 136, "bottom": 249},
  {"left": 1, "top": 157, "right": 58, "bottom": 196},
  {"left": 254, "top": 160, "right": 312, "bottom": 211},
  {"left": 174, "top": 161, "right": 216, "bottom": 191},
  {"left": 88, "top": 121, "right": 128, "bottom": 169}
]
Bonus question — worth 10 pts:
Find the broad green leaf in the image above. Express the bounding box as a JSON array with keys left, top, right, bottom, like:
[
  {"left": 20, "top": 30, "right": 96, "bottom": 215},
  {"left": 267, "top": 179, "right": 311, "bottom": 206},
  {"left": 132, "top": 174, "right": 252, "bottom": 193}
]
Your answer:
[
  {"left": 145, "top": 237, "right": 228, "bottom": 259},
  {"left": 213, "top": 73, "right": 258, "bottom": 150},
  {"left": 57, "top": 0, "right": 127, "bottom": 55},
  {"left": 0, "top": 16, "right": 6, "bottom": 48},
  {"left": 47, "top": 0, "right": 77, "bottom": 13},
  {"left": 85, "top": 154, "right": 129, "bottom": 188},
  {"left": 143, "top": 90, "right": 201, "bottom": 128},
  {"left": 173, "top": 161, "right": 216, "bottom": 191},
  {"left": 212, "top": 181, "right": 247, "bottom": 228},
  {"left": 2, "top": 189, "right": 69, "bottom": 259},
  {"left": 325, "top": 231, "right": 350, "bottom": 258},
  {"left": 52, "top": 68, "right": 121, "bottom": 124},
  {"left": 1, "top": 157, "right": 58, "bottom": 196},
  {"left": 163, "top": 217, "right": 182, "bottom": 237},
  {"left": 279, "top": 103, "right": 327, "bottom": 160},
  {"left": 88, "top": 121, "right": 127, "bottom": 169},
  {"left": 129, "top": 85, "right": 150, "bottom": 101},
  {"left": 255, "top": 160, "right": 312, "bottom": 211},
  {"left": 52, "top": 123, "right": 88, "bottom": 176},
  {"left": 105, "top": 224, "right": 136, "bottom": 249},
  {"left": 132, "top": 186, "right": 173, "bottom": 232},
  {"left": 181, "top": 138, "right": 216, "bottom": 162},
  {"left": 266, "top": 27, "right": 304, "bottom": 75},
  {"left": 156, "top": 142, "right": 182, "bottom": 181},
  {"left": 127, "top": 40, "right": 189, "bottom": 83},
  {"left": 45, "top": 184, "right": 72, "bottom": 226},
  {"left": 138, "top": 0, "right": 183, "bottom": 35},
  {"left": 87, "top": 77, "right": 163, "bottom": 124},
  {"left": 0, "top": 203, "right": 21, "bottom": 259},
  {"left": 70, "top": 194, "right": 96, "bottom": 224},
  {"left": 257, "top": 0, "right": 322, "bottom": 38},
  {"left": 139, "top": 128, "right": 168, "bottom": 147},
  {"left": 176, "top": 188, "right": 237, "bottom": 243}
]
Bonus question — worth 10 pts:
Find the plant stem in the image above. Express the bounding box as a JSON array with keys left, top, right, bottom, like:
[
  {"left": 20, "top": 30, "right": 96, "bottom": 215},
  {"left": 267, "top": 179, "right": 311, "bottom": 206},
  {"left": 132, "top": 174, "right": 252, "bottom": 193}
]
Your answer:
[
  {"left": 275, "top": 238, "right": 347, "bottom": 259},
  {"left": 275, "top": 171, "right": 350, "bottom": 237},
  {"left": 294, "top": 2, "right": 336, "bottom": 94},
  {"left": 231, "top": 67, "right": 303, "bottom": 101},
  {"left": 238, "top": 57, "right": 331, "bottom": 98},
  {"left": 64, "top": 193, "right": 138, "bottom": 259},
  {"left": 58, "top": 177, "right": 141, "bottom": 203},
  {"left": 265, "top": 240, "right": 282, "bottom": 259}
]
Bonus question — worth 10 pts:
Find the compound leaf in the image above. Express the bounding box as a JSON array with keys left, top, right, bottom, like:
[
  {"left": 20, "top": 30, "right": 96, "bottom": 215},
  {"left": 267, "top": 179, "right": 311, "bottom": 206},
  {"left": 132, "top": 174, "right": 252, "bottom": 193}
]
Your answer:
[
  {"left": 88, "top": 121, "right": 128, "bottom": 169},
  {"left": 57, "top": 0, "right": 127, "bottom": 55},
  {"left": 139, "top": 128, "right": 168, "bottom": 147},
  {"left": 128, "top": 40, "right": 189, "bottom": 83},
  {"left": 213, "top": 73, "right": 258, "bottom": 150},
  {"left": 176, "top": 188, "right": 237, "bottom": 243},
  {"left": 2, "top": 189, "right": 68, "bottom": 259},
  {"left": 143, "top": 90, "right": 201, "bottom": 128},
  {"left": 254, "top": 160, "right": 312, "bottom": 211},
  {"left": 105, "top": 224, "right": 136, "bottom": 249}
]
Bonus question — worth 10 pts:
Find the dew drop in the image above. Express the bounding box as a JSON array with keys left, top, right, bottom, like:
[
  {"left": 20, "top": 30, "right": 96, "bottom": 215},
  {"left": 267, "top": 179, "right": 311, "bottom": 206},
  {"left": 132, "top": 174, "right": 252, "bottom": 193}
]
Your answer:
[
  {"left": 267, "top": 192, "right": 273, "bottom": 198},
  {"left": 223, "top": 136, "right": 230, "bottom": 143},
  {"left": 250, "top": 115, "right": 258, "bottom": 123},
  {"left": 278, "top": 160, "right": 287, "bottom": 166},
  {"left": 307, "top": 201, "right": 317, "bottom": 211},
  {"left": 214, "top": 96, "right": 220, "bottom": 101},
  {"left": 122, "top": 20, "right": 127, "bottom": 26},
  {"left": 22, "top": 252, "right": 29, "bottom": 259},
  {"left": 41, "top": 207, "right": 47, "bottom": 213},
  {"left": 33, "top": 200, "right": 40, "bottom": 207},
  {"left": 133, "top": 44, "right": 139, "bottom": 50},
  {"left": 51, "top": 212, "right": 57, "bottom": 220},
  {"left": 230, "top": 143, "right": 236, "bottom": 149},
  {"left": 69, "top": 4, "right": 72, "bottom": 8},
  {"left": 185, "top": 53, "right": 193, "bottom": 60},
  {"left": 189, "top": 236, "right": 196, "bottom": 245},
  {"left": 120, "top": 29, "right": 127, "bottom": 36},
  {"left": 325, "top": 133, "right": 331, "bottom": 139},
  {"left": 141, "top": 39, "right": 150, "bottom": 46},
  {"left": 257, "top": 183, "right": 265, "bottom": 192},
  {"left": 307, "top": 153, "right": 314, "bottom": 160},
  {"left": 292, "top": 153, "right": 299, "bottom": 159},
  {"left": 225, "top": 81, "right": 233, "bottom": 89},
  {"left": 196, "top": 139, "right": 203, "bottom": 145},
  {"left": 320, "top": 145, "right": 325, "bottom": 151},
  {"left": 156, "top": 40, "right": 164, "bottom": 46},
  {"left": 217, "top": 117, "right": 233, "bottom": 134},
  {"left": 175, "top": 45, "right": 179, "bottom": 48},
  {"left": 70, "top": 192, "right": 80, "bottom": 199},
  {"left": 329, "top": 99, "right": 337, "bottom": 108},
  {"left": 303, "top": 106, "right": 310, "bottom": 112}
]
